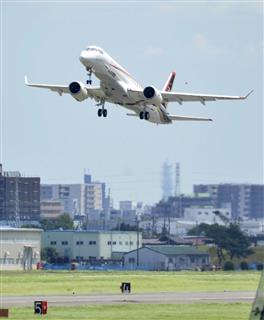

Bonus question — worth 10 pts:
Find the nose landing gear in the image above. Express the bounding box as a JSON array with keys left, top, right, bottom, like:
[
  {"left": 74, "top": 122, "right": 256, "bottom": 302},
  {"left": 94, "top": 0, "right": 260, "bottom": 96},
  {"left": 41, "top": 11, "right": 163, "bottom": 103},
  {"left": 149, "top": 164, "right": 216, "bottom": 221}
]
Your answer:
[{"left": 86, "top": 68, "right": 93, "bottom": 85}]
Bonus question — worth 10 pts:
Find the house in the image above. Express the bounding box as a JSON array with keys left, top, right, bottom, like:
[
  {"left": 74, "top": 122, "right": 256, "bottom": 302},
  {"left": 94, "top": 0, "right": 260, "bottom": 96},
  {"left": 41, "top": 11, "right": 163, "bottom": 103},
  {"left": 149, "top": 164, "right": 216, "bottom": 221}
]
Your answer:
[{"left": 123, "top": 245, "right": 210, "bottom": 271}]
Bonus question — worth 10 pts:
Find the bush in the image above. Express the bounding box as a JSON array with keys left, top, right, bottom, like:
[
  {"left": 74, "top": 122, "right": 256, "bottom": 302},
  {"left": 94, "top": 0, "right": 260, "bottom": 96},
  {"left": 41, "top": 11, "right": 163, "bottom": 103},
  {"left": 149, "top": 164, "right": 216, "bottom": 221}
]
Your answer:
[
  {"left": 223, "top": 261, "right": 235, "bottom": 271},
  {"left": 240, "top": 261, "right": 249, "bottom": 270},
  {"left": 257, "top": 263, "right": 263, "bottom": 271}
]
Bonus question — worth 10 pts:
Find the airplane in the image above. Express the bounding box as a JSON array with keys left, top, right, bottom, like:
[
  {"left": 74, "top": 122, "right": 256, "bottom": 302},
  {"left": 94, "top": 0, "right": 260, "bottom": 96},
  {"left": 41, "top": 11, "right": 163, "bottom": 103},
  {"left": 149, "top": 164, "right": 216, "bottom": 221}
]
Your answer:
[{"left": 25, "top": 45, "right": 253, "bottom": 125}]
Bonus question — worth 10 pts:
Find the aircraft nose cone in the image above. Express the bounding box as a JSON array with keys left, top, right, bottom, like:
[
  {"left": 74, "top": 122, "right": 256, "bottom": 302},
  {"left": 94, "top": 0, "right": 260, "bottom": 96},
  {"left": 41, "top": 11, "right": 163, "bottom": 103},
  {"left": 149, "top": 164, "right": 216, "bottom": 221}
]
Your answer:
[
  {"left": 79, "top": 50, "right": 87, "bottom": 63},
  {"left": 79, "top": 50, "right": 97, "bottom": 64}
]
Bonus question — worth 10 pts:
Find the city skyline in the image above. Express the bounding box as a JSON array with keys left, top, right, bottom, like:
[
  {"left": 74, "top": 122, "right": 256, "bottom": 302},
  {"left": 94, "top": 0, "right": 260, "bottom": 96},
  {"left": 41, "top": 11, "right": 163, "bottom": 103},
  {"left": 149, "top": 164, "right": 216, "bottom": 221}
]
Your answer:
[
  {"left": 2, "top": 162, "right": 263, "bottom": 207},
  {"left": 1, "top": 2, "right": 262, "bottom": 204}
]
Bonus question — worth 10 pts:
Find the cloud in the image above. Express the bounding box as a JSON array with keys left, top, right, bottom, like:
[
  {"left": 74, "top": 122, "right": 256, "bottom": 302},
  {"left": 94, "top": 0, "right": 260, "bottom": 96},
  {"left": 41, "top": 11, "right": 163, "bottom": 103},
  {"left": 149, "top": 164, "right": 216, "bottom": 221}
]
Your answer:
[
  {"left": 192, "top": 34, "right": 228, "bottom": 56},
  {"left": 143, "top": 46, "right": 165, "bottom": 57}
]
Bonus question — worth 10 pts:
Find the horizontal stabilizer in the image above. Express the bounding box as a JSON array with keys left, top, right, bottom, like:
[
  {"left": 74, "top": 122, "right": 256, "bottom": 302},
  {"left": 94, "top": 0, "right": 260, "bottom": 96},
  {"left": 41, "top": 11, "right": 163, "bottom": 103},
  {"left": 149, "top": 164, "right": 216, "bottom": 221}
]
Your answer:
[
  {"left": 168, "top": 114, "right": 213, "bottom": 121},
  {"left": 126, "top": 113, "right": 138, "bottom": 117}
]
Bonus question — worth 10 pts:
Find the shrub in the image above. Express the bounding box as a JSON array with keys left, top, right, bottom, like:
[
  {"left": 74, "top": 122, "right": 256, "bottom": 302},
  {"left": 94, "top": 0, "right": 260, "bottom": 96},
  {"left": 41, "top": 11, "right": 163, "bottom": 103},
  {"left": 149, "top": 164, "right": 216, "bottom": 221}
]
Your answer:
[
  {"left": 240, "top": 261, "right": 249, "bottom": 270},
  {"left": 257, "top": 263, "right": 263, "bottom": 271},
  {"left": 223, "top": 261, "right": 235, "bottom": 271}
]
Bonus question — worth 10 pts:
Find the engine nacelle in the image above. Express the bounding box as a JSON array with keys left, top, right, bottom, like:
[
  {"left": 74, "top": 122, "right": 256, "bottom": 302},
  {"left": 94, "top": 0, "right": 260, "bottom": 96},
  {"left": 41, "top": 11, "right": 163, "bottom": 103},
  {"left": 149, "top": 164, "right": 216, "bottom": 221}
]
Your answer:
[
  {"left": 143, "top": 86, "right": 163, "bottom": 105},
  {"left": 69, "top": 81, "right": 89, "bottom": 102}
]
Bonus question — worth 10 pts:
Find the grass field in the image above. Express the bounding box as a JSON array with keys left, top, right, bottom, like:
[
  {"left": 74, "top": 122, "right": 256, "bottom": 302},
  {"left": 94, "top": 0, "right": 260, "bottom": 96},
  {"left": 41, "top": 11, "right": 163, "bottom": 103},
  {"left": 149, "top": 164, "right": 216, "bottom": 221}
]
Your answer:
[
  {"left": 1, "top": 270, "right": 261, "bottom": 296},
  {"left": 8, "top": 303, "right": 252, "bottom": 320},
  {"left": 1, "top": 270, "right": 260, "bottom": 319}
]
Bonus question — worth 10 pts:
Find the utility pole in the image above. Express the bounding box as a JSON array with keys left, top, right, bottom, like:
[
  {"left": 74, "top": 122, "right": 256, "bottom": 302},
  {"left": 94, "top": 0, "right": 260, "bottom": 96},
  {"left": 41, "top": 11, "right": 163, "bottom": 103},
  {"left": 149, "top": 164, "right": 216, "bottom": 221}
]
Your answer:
[{"left": 136, "top": 217, "right": 139, "bottom": 268}]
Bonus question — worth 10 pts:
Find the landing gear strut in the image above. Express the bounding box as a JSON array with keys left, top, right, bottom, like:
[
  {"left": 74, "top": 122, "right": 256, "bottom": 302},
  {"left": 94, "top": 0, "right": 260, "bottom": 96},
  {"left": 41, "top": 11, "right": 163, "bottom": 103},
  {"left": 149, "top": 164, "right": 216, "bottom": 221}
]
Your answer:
[
  {"left": 86, "top": 68, "right": 92, "bottom": 85},
  {"left": 139, "top": 111, "right": 150, "bottom": 120},
  {"left": 97, "top": 99, "right": 107, "bottom": 118}
]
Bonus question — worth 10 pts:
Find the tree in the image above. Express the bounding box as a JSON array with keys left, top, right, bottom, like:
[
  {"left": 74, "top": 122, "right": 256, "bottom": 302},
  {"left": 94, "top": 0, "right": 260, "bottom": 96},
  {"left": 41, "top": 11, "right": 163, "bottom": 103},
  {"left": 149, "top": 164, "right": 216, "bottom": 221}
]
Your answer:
[
  {"left": 40, "top": 213, "right": 74, "bottom": 231},
  {"left": 188, "top": 223, "right": 228, "bottom": 265},
  {"left": 225, "top": 224, "right": 254, "bottom": 260},
  {"left": 159, "top": 224, "right": 169, "bottom": 242},
  {"left": 188, "top": 223, "right": 254, "bottom": 265},
  {"left": 41, "top": 247, "right": 59, "bottom": 263}
]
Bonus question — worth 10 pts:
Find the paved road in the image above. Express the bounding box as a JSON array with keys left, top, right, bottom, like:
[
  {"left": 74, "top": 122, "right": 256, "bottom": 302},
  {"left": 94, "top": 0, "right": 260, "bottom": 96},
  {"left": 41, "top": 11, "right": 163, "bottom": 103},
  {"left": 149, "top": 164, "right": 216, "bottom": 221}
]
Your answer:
[{"left": 2, "top": 291, "right": 255, "bottom": 307}]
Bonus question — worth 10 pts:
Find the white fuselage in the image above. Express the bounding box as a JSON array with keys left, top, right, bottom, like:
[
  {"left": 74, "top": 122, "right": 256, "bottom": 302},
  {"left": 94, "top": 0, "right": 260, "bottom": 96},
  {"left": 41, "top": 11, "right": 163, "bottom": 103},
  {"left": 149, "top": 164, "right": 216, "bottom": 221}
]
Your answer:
[{"left": 79, "top": 46, "right": 169, "bottom": 124}]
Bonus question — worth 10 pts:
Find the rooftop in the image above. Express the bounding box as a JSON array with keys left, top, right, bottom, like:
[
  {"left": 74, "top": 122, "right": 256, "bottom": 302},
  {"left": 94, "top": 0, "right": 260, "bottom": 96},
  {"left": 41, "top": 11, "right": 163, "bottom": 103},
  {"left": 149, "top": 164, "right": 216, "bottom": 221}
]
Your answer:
[{"left": 147, "top": 245, "right": 208, "bottom": 256}]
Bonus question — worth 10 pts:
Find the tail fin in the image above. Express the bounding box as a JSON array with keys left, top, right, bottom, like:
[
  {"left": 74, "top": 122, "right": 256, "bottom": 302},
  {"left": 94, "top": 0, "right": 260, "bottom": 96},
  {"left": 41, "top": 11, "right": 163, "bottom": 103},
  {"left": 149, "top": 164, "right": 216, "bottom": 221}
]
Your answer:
[{"left": 162, "top": 71, "right": 176, "bottom": 92}]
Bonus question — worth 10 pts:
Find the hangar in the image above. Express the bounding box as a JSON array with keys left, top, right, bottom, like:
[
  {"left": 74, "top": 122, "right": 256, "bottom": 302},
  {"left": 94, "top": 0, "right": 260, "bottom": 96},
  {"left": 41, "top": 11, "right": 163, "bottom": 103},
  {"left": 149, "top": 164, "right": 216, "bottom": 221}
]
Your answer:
[{"left": 0, "top": 227, "right": 42, "bottom": 270}]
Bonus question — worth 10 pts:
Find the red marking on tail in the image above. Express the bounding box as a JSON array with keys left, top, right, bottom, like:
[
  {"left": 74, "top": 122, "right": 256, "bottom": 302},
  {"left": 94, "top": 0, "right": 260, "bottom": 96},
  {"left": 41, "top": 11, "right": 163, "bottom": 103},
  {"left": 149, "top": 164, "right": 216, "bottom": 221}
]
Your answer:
[{"left": 163, "top": 71, "right": 176, "bottom": 92}]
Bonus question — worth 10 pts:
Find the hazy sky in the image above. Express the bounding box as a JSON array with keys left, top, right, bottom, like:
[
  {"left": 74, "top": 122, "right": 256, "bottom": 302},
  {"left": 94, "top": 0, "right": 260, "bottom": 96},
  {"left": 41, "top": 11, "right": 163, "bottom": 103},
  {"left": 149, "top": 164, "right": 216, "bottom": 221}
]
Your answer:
[{"left": 1, "top": 1, "right": 263, "bottom": 206}]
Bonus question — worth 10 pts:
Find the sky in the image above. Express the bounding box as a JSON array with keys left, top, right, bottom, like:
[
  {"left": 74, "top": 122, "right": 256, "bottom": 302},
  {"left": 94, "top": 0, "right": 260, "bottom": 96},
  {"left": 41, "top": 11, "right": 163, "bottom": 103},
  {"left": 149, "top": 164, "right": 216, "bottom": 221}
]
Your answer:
[{"left": 1, "top": 1, "right": 263, "bottom": 206}]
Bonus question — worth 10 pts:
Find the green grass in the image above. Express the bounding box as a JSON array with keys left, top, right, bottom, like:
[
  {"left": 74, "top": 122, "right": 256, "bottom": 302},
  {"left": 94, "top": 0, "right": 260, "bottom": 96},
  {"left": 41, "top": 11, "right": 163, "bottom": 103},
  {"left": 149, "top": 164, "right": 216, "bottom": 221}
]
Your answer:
[
  {"left": 1, "top": 270, "right": 260, "bottom": 296},
  {"left": 8, "top": 303, "right": 251, "bottom": 320}
]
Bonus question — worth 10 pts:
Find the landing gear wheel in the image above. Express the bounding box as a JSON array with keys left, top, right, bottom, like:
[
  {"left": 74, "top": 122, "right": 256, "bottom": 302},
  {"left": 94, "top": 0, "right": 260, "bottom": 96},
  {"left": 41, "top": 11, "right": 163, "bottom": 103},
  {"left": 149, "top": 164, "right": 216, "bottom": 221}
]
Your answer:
[
  {"left": 86, "top": 68, "right": 92, "bottom": 85},
  {"left": 139, "top": 111, "right": 144, "bottom": 120},
  {"left": 103, "top": 109, "right": 107, "bottom": 117},
  {"left": 144, "top": 112, "right": 150, "bottom": 120},
  {"left": 98, "top": 109, "right": 102, "bottom": 117}
]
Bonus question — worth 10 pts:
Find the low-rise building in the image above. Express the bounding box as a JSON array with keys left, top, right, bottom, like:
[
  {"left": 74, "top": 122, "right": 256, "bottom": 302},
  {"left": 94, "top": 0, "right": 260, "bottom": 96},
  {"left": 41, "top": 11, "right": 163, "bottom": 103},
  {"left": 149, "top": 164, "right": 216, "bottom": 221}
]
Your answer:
[
  {"left": 0, "top": 227, "right": 42, "bottom": 270},
  {"left": 124, "top": 245, "right": 210, "bottom": 270},
  {"left": 42, "top": 230, "right": 142, "bottom": 261},
  {"left": 184, "top": 207, "right": 231, "bottom": 225}
]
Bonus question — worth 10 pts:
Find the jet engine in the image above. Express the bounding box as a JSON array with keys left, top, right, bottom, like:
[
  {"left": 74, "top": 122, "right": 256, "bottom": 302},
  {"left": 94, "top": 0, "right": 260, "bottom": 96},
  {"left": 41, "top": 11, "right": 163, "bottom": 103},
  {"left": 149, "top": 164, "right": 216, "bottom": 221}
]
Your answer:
[
  {"left": 143, "top": 86, "right": 163, "bottom": 105},
  {"left": 69, "top": 81, "right": 89, "bottom": 102}
]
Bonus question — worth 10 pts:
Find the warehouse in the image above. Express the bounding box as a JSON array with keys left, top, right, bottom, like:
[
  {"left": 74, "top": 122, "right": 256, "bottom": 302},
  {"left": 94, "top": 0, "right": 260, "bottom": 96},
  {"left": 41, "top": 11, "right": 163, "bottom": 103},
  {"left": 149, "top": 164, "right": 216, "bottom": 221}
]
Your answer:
[
  {"left": 42, "top": 230, "right": 142, "bottom": 261},
  {"left": 0, "top": 227, "right": 42, "bottom": 270},
  {"left": 124, "top": 245, "right": 210, "bottom": 270}
]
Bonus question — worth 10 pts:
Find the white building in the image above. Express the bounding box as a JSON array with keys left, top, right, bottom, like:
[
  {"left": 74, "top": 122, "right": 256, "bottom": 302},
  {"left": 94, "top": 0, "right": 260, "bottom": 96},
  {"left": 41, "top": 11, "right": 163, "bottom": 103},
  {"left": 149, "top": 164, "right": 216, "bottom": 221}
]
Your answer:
[
  {"left": 41, "top": 180, "right": 107, "bottom": 218},
  {"left": 0, "top": 227, "right": 42, "bottom": 270},
  {"left": 42, "top": 230, "right": 142, "bottom": 261},
  {"left": 140, "top": 217, "right": 197, "bottom": 236},
  {"left": 184, "top": 207, "right": 231, "bottom": 225}
]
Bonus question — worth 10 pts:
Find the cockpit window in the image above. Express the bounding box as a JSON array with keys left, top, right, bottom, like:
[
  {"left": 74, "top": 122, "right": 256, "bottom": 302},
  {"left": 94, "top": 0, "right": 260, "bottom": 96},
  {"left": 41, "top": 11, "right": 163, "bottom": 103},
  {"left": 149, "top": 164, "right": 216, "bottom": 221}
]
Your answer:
[{"left": 86, "top": 47, "right": 103, "bottom": 54}]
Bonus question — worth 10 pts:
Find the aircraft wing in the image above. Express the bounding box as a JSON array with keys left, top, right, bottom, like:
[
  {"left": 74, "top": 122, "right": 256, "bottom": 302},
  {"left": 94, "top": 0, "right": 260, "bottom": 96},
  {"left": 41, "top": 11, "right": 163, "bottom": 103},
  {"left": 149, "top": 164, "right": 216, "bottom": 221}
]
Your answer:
[
  {"left": 128, "top": 88, "right": 253, "bottom": 106},
  {"left": 25, "top": 76, "right": 104, "bottom": 98},
  {"left": 161, "top": 90, "right": 254, "bottom": 105}
]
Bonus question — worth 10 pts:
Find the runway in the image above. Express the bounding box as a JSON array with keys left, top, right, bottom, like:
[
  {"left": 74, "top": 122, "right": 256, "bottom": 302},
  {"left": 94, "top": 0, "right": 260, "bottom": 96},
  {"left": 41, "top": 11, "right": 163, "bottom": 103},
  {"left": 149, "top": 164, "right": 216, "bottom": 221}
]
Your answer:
[{"left": 2, "top": 291, "right": 255, "bottom": 307}]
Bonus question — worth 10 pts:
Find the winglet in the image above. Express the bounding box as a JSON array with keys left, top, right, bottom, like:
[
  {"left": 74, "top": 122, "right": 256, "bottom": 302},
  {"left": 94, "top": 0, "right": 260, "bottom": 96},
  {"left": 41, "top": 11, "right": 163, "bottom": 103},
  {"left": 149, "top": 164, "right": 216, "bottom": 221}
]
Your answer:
[
  {"left": 25, "top": 75, "right": 29, "bottom": 85},
  {"left": 244, "top": 89, "right": 254, "bottom": 99},
  {"left": 241, "top": 90, "right": 254, "bottom": 99}
]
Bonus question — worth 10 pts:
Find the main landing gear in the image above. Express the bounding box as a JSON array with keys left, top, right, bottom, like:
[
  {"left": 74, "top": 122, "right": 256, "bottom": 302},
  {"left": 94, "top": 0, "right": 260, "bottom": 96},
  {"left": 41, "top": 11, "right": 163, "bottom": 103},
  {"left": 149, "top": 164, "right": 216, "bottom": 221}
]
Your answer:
[
  {"left": 97, "top": 99, "right": 107, "bottom": 118},
  {"left": 98, "top": 108, "right": 107, "bottom": 117},
  {"left": 86, "top": 68, "right": 92, "bottom": 85},
  {"left": 139, "top": 111, "right": 150, "bottom": 120}
]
